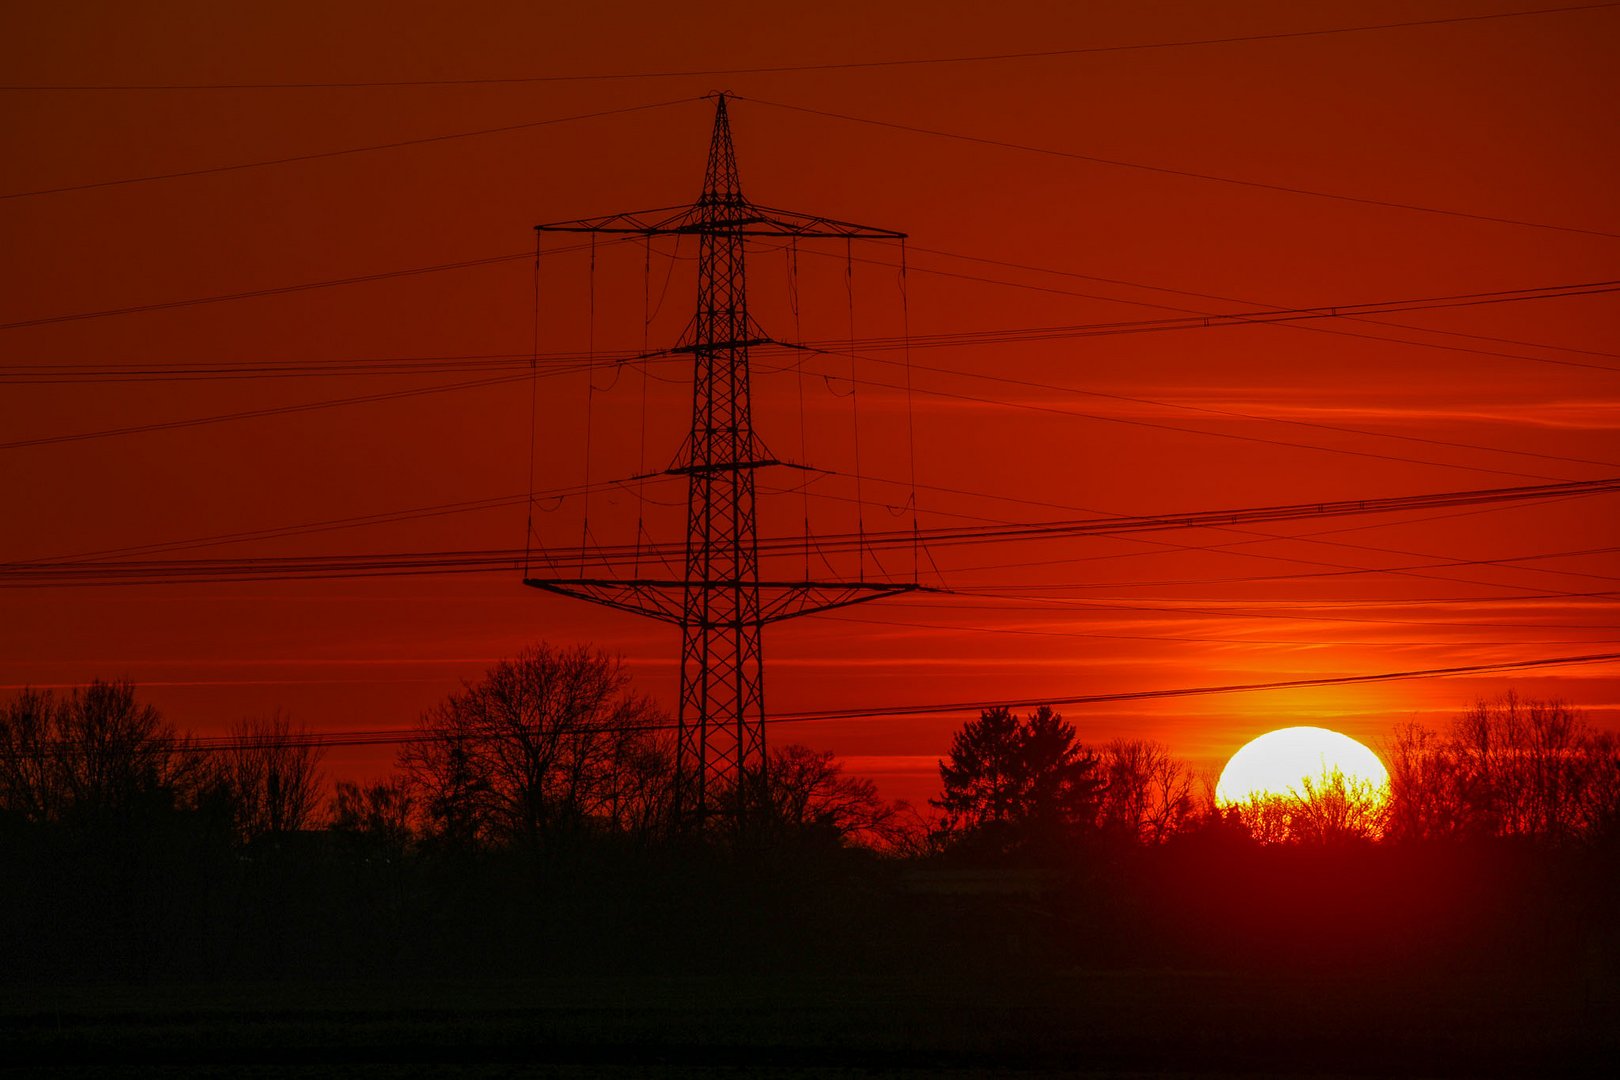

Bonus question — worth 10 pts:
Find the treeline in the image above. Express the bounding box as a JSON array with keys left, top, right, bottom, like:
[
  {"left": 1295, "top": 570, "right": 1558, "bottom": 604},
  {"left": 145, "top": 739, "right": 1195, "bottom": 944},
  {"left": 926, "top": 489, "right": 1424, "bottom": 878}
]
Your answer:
[
  {"left": 0, "top": 681, "right": 323, "bottom": 839},
  {"left": 0, "top": 646, "right": 928, "bottom": 983},
  {"left": 0, "top": 646, "right": 903, "bottom": 853},
  {"left": 929, "top": 695, "right": 1620, "bottom": 851},
  {"left": 2, "top": 645, "right": 1618, "bottom": 985},
  {"left": 1387, "top": 694, "right": 1620, "bottom": 844},
  {"left": 9, "top": 648, "right": 1616, "bottom": 856}
]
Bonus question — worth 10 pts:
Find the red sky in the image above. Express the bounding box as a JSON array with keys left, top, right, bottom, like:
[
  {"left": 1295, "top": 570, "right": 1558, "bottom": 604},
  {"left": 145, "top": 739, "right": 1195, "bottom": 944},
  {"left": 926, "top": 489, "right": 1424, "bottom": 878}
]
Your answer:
[{"left": 2, "top": 1, "right": 1617, "bottom": 810}]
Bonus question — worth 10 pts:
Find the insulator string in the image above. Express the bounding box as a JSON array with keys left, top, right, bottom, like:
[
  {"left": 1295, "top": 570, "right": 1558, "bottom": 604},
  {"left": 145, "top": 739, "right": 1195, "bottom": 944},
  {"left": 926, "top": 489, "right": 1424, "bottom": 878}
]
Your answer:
[
  {"left": 790, "top": 238, "right": 810, "bottom": 579},
  {"left": 846, "top": 238, "right": 864, "bottom": 583},
  {"left": 581, "top": 233, "right": 597, "bottom": 554},
  {"left": 900, "top": 237, "right": 919, "bottom": 586},
  {"left": 525, "top": 234, "right": 542, "bottom": 577},
  {"left": 637, "top": 235, "right": 653, "bottom": 574}
]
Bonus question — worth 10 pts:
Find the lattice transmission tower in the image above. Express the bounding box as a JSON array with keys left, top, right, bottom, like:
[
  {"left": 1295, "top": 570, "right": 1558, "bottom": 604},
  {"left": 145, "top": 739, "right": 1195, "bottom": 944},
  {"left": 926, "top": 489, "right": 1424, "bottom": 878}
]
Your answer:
[{"left": 526, "top": 94, "right": 918, "bottom": 825}]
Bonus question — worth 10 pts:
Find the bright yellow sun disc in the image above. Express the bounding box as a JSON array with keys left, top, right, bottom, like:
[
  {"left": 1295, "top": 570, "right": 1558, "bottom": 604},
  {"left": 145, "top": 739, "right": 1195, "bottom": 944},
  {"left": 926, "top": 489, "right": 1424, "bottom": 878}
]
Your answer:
[{"left": 1215, "top": 726, "right": 1390, "bottom": 805}]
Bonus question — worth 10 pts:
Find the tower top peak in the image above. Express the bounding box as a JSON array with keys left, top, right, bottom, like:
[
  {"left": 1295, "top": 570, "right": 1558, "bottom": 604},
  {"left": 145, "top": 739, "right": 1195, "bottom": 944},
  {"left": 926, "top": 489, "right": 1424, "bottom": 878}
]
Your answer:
[{"left": 699, "top": 93, "right": 742, "bottom": 208}]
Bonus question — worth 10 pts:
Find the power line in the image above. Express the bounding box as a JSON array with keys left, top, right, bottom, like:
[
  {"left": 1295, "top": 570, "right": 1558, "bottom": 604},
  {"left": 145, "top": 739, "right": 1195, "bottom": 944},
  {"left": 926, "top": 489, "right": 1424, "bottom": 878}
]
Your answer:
[
  {"left": 826, "top": 478, "right": 1620, "bottom": 593},
  {"left": 19, "top": 473, "right": 686, "bottom": 565},
  {"left": 11, "top": 282, "right": 1608, "bottom": 479},
  {"left": 0, "top": 348, "right": 680, "bottom": 383},
  {"left": 30, "top": 649, "right": 1619, "bottom": 753},
  {"left": 944, "top": 584, "right": 1620, "bottom": 609},
  {"left": 0, "top": 253, "right": 504, "bottom": 331},
  {"left": 9, "top": 353, "right": 1609, "bottom": 594},
  {"left": 930, "top": 591, "right": 1620, "bottom": 634},
  {"left": 906, "top": 243, "right": 1620, "bottom": 373},
  {"left": 0, "top": 237, "right": 640, "bottom": 333},
  {"left": 867, "top": 247, "right": 1620, "bottom": 376},
  {"left": 875, "top": 492, "right": 1620, "bottom": 614},
  {"left": 812, "top": 352, "right": 1568, "bottom": 483},
  {"left": 4, "top": 4, "right": 1612, "bottom": 90},
  {"left": 8, "top": 454, "right": 1567, "bottom": 579},
  {"left": 848, "top": 469, "right": 1607, "bottom": 569},
  {"left": 765, "top": 239, "right": 1620, "bottom": 377},
  {"left": 12, "top": 283, "right": 1608, "bottom": 383},
  {"left": 0, "top": 372, "right": 533, "bottom": 451},
  {"left": 3, "top": 476, "right": 1614, "bottom": 586},
  {"left": 813, "top": 609, "right": 1620, "bottom": 650},
  {"left": 934, "top": 513, "right": 1620, "bottom": 593},
  {"left": 0, "top": 348, "right": 693, "bottom": 450},
  {"left": 7, "top": 225, "right": 1606, "bottom": 363},
  {"left": 1, "top": 352, "right": 1592, "bottom": 489},
  {"left": 836, "top": 280, "right": 1620, "bottom": 346},
  {"left": 767, "top": 239, "right": 1620, "bottom": 403},
  {"left": 774, "top": 651, "right": 1620, "bottom": 721},
  {"left": 856, "top": 472, "right": 1617, "bottom": 591},
  {"left": 0, "top": 352, "right": 536, "bottom": 384},
  {"left": 739, "top": 95, "right": 1620, "bottom": 240},
  {"left": 0, "top": 98, "right": 697, "bottom": 201},
  {"left": 953, "top": 544, "right": 1620, "bottom": 593},
  {"left": 849, "top": 467, "right": 1620, "bottom": 599},
  {"left": 806, "top": 345, "right": 1619, "bottom": 479},
  {"left": 799, "top": 478, "right": 1618, "bottom": 600}
]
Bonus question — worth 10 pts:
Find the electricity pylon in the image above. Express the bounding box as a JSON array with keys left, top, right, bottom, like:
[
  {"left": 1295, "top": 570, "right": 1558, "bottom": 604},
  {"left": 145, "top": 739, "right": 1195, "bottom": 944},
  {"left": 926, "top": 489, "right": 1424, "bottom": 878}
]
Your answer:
[{"left": 527, "top": 94, "right": 916, "bottom": 826}]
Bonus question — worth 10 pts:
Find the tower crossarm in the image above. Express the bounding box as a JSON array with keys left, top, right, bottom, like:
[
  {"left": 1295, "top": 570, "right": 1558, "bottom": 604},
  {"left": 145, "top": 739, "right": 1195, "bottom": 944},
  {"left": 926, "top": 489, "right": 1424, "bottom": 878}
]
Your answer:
[
  {"left": 522, "top": 578, "right": 921, "bottom": 626},
  {"left": 535, "top": 203, "right": 905, "bottom": 241},
  {"left": 745, "top": 204, "right": 906, "bottom": 240},
  {"left": 664, "top": 458, "right": 783, "bottom": 476},
  {"left": 756, "top": 582, "right": 923, "bottom": 623},
  {"left": 521, "top": 579, "right": 687, "bottom": 624},
  {"left": 533, "top": 205, "right": 693, "bottom": 234}
]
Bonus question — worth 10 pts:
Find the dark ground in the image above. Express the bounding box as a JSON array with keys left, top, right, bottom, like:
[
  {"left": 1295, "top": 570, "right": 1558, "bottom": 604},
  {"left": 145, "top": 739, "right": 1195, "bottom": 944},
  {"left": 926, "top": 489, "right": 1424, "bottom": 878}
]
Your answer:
[
  {"left": 6, "top": 824, "right": 1620, "bottom": 1076},
  {"left": 2, "top": 967, "right": 1615, "bottom": 1078}
]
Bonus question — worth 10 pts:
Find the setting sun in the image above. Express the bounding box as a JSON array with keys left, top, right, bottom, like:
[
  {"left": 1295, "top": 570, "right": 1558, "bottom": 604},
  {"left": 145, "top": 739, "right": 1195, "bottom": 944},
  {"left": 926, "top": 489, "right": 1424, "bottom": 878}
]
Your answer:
[{"left": 1215, "top": 726, "right": 1390, "bottom": 806}]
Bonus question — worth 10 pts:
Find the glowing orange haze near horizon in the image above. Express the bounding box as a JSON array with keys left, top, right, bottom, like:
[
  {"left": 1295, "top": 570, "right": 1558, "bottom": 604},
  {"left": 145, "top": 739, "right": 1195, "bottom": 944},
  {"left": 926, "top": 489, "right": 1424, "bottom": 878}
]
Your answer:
[{"left": 1, "top": 2, "right": 1617, "bottom": 811}]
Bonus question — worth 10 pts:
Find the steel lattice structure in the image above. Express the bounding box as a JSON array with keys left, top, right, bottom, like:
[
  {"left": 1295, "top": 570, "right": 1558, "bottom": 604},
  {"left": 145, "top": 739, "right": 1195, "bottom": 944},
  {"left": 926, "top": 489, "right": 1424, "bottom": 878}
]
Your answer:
[{"left": 527, "top": 94, "right": 917, "bottom": 825}]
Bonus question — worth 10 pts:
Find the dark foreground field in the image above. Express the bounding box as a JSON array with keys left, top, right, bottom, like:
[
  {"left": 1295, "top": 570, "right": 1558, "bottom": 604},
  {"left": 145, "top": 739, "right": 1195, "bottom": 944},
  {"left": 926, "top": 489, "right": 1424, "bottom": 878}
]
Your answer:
[
  {"left": 7, "top": 809, "right": 1620, "bottom": 1076},
  {"left": 3, "top": 967, "right": 1616, "bottom": 1078}
]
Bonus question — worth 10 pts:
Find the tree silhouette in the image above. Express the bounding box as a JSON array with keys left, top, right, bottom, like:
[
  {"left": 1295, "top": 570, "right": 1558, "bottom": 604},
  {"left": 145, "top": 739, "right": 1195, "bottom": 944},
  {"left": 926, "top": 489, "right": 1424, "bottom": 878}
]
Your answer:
[
  {"left": 1223, "top": 766, "right": 1387, "bottom": 844},
  {"left": 1456, "top": 693, "right": 1588, "bottom": 840},
  {"left": 1295, "top": 767, "right": 1388, "bottom": 842},
  {"left": 933, "top": 704, "right": 1102, "bottom": 851},
  {"left": 0, "top": 681, "right": 206, "bottom": 826},
  {"left": 399, "top": 644, "right": 670, "bottom": 848},
  {"left": 1385, "top": 720, "right": 1464, "bottom": 842},
  {"left": 1386, "top": 693, "right": 1620, "bottom": 844},
  {"left": 934, "top": 705, "right": 1023, "bottom": 830},
  {"left": 222, "top": 710, "right": 326, "bottom": 841},
  {"left": 763, "top": 743, "right": 907, "bottom": 847},
  {"left": 330, "top": 778, "right": 415, "bottom": 851},
  {"left": 1099, "top": 738, "right": 1198, "bottom": 844},
  {"left": 1578, "top": 730, "right": 1620, "bottom": 841}
]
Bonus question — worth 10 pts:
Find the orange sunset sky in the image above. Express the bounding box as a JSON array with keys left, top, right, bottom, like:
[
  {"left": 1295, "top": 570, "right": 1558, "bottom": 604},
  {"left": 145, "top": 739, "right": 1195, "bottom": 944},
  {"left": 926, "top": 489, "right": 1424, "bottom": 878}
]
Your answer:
[{"left": 2, "top": 1, "right": 1617, "bottom": 809}]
